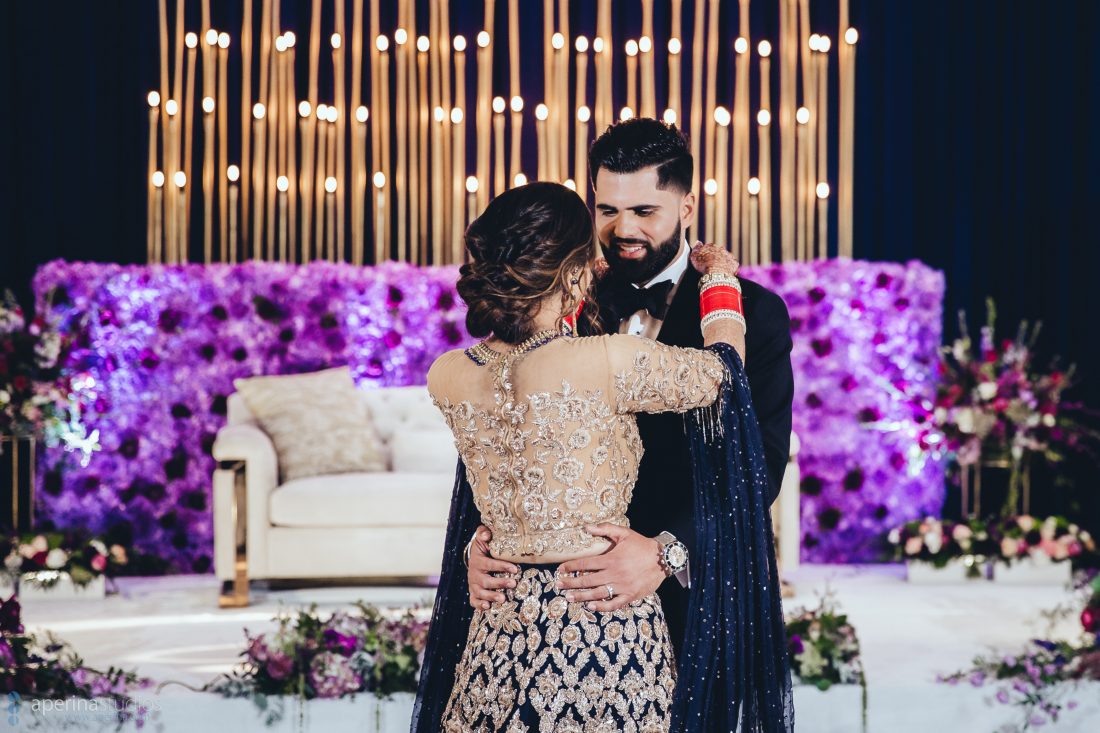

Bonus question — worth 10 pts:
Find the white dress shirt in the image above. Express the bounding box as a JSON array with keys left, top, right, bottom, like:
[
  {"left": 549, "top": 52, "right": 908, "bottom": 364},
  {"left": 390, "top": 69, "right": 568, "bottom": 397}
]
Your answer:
[{"left": 619, "top": 238, "right": 691, "bottom": 340}]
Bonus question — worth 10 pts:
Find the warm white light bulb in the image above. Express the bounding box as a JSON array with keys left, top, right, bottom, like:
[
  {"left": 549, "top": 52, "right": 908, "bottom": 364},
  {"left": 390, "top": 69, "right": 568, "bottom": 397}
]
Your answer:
[
  {"left": 735, "top": 37, "right": 748, "bottom": 54},
  {"left": 662, "top": 108, "right": 677, "bottom": 125},
  {"left": 513, "top": 173, "right": 528, "bottom": 186},
  {"left": 331, "top": 33, "right": 342, "bottom": 49},
  {"left": 845, "top": 28, "right": 860, "bottom": 45},
  {"left": 166, "top": 99, "right": 179, "bottom": 116},
  {"left": 434, "top": 106, "right": 445, "bottom": 122},
  {"left": 625, "top": 39, "right": 639, "bottom": 57},
  {"left": 417, "top": 36, "right": 430, "bottom": 53},
  {"left": 227, "top": 165, "right": 240, "bottom": 182},
  {"left": 477, "top": 31, "right": 490, "bottom": 48},
  {"left": 325, "top": 176, "right": 338, "bottom": 193},
  {"left": 453, "top": 35, "right": 466, "bottom": 52},
  {"left": 796, "top": 106, "right": 810, "bottom": 124},
  {"left": 174, "top": 171, "right": 187, "bottom": 188},
  {"left": 152, "top": 171, "right": 165, "bottom": 187},
  {"left": 205, "top": 29, "right": 219, "bottom": 47},
  {"left": 816, "top": 182, "right": 830, "bottom": 199},
  {"left": 704, "top": 178, "right": 718, "bottom": 196},
  {"left": 284, "top": 31, "right": 296, "bottom": 48},
  {"left": 275, "top": 35, "right": 288, "bottom": 53},
  {"left": 316, "top": 103, "right": 329, "bottom": 119},
  {"left": 808, "top": 34, "right": 821, "bottom": 52},
  {"left": 638, "top": 36, "right": 652, "bottom": 53},
  {"left": 451, "top": 107, "right": 464, "bottom": 124},
  {"left": 299, "top": 100, "right": 312, "bottom": 118},
  {"left": 552, "top": 32, "right": 565, "bottom": 50},
  {"left": 493, "top": 96, "right": 506, "bottom": 114},
  {"left": 277, "top": 175, "right": 289, "bottom": 192},
  {"left": 394, "top": 28, "right": 408, "bottom": 45},
  {"left": 668, "top": 38, "right": 682, "bottom": 55},
  {"left": 373, "top": 171, "right": 386, "bottom": 189},
  {"left": 563, "top": 179, "right": 576, "bottom": 191},
  {"left": 510, "top": 96, "right": 524, "bottom": 112},
  {"left": 326, "top": 106, "right": 338, "bottom": 122},
  {"left": 253, "top": 102, "right": 266, "bottom": 119},
  {"left": 218, "top": 32, "right": 230, "bottom": 49},
  {"left": 185, "top": 32, "right": 198, "bottom": 49},
  {"left": 376, "top": 35, "right": 389, "bottom": 52},
  {"left": 593, "top": 37, "right": 605, "bottom": 54},
  {"left": 819, "top": 36, "right": 832, "bottom": 53},
  {"left": 147, "top": 91, "right": 160, "bottom": 108},
  {"left": 535, "top": 103, "right": 549, "bottom": 121},
  {"left": 714, "top": 107, "right": 731, "bottom": 126},
  {"left": 757, "top": 109, "right": 772, "bottom": 126},
  {"left": 575, "top": 36, "right": 588, "bottom": 53},
  {"left": 356, "top": 106, "right": 369, "bottom": 123},
  {"left": 759, "top": 40, "right": 772, "bottom": 57},
  {"left": 466, "top": 176, "right": 479, "bottom": 194},
  {"left": 748, "top": 177, "right": 761, "bottom": 196},
  {"left": 620, "top": 106, "right": 634, "bottom": 121},
  {"left": 577, "top": 105, "right": 591, "bottom": 122},
  {"left": 202, "top": 96, "right": 215, "bottom": 114}
]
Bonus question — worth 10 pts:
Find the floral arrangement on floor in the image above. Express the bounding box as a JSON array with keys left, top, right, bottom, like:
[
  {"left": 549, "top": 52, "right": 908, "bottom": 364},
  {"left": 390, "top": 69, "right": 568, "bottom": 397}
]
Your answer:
[
  {"left": 888, "top": 514, "right": 1096, "bottom": 575},
  {"left": 0, "top": 593, "right": 153, "bottom": 728},
  {"left": 938, "top": 569, "right": 1100, "bottom": 731},
  {"left": 0, "top": 288, "right": 100, "bottom": 464},
  {"left": 202, "top": 601, "right": 430, "bottom": 725},
  {"left": 785, "top": 588, "right": 867, "bottom": 728},
  {"left": 926, "top": 299, "right": 1100, "bottom": 514},
  {"left": 1, "top": 532, "right": 130, "bottom": 590}
]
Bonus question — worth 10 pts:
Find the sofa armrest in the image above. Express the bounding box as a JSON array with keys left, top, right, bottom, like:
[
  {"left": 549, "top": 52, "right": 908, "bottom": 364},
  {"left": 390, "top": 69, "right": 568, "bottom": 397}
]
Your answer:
[{"left": 213, "top": 424, "right": 278, "bottom": 581}]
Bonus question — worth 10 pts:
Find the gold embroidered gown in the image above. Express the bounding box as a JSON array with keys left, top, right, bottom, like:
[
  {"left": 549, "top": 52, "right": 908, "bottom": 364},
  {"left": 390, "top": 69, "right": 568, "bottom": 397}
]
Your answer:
[{"left": 426, "top": 333, "right": 726, "bottom": 733}]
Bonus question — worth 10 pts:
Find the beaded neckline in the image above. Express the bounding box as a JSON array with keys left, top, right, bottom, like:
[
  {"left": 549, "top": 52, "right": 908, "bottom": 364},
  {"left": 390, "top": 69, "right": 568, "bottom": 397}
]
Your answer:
[{"left": 464, "top": 329, "right": 563, "bottom": 366}]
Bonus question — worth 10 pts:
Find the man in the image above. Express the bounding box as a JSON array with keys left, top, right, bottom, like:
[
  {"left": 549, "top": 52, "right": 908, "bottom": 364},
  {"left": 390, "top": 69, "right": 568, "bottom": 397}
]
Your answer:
[{"left": 465, "top": 118, "right": 794, "bottom": 657}]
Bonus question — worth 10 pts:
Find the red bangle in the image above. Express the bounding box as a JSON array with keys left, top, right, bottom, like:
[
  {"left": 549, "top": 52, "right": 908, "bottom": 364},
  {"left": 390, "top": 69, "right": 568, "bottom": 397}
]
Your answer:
[{"left": 700, "top": 287, "right": 743, "bottom": 315}]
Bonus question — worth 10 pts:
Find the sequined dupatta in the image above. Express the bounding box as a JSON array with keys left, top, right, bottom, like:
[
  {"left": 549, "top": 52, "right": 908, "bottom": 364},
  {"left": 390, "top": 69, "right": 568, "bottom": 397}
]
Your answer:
[
  {"left": 409, "top": 461, "right": 479, "bottom": 732},
  {"left": 673, "top": 342, "right": 795, "bottom": 731},
  {"left": 412, "top": 343, "right": 794, "bottom": 732}
]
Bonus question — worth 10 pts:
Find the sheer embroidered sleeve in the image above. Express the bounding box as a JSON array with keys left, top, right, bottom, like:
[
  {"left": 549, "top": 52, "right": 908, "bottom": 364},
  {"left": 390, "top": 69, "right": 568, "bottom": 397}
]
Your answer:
[{"left": 605, "top": 334, "right": 726, "bottom": 414}]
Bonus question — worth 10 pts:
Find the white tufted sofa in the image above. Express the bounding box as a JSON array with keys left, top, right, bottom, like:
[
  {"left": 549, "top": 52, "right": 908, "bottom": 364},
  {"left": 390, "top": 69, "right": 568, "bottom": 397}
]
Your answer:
[{"left": 212, "top": 385, "right": 458, "bottom": 586}]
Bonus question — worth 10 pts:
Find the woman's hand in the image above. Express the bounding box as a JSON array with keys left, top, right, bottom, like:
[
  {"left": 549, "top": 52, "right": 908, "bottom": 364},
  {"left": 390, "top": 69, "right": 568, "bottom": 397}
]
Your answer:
[
  {"left": 689, "top": 240, "right": 740, "bottom": 277},
  {"left": 467, "top": 525, "right": 518, "bottom": 610}
]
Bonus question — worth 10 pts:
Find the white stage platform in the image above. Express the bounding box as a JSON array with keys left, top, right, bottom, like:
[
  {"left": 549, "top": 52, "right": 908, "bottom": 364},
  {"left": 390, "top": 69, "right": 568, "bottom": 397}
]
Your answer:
[{"left": 15, "top": 564, "right": 1099, "bottom": 732}]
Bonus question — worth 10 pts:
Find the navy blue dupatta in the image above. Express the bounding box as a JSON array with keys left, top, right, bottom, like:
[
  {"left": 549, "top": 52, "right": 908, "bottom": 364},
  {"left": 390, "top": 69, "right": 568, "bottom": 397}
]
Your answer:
[{"left": 411, "top": 342, "right": 794, "bottom": 732}]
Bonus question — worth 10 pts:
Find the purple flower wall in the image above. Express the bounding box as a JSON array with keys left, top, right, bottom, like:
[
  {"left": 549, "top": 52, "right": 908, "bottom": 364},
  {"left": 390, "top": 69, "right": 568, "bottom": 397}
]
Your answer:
[
  {"left": 32, "top": 258, "right": 944, "bottom": 570},
  {"left": 740, "top": 259, "right": 946, "bottom": 562}
]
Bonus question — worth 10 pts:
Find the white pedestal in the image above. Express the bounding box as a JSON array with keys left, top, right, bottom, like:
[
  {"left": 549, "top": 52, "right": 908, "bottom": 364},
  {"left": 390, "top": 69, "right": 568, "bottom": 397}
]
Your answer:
[
  {"left": 993, "top": 553, "right": 1073, "bottom": 585},
  {"left": 792, "top": 683, "right": 865, "bottom": 732},
  {"left": 0, "top": 572, "right": 107, "bottom": 601},
  {"left": 906, "top": 558, "right": 991, "bottom": 584}
]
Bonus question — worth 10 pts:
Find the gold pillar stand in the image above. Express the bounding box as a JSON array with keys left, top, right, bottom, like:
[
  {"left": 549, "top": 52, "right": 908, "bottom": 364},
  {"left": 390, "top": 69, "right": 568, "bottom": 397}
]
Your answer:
[{"left": 217, "top": 459, "right": 250, "bottom": 607}]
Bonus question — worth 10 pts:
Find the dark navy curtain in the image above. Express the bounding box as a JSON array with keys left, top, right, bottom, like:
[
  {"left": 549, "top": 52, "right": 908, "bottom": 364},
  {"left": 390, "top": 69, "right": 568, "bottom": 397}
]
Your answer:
[{"left": 3, "top": 1, "right": 1098, "bottom": 518}]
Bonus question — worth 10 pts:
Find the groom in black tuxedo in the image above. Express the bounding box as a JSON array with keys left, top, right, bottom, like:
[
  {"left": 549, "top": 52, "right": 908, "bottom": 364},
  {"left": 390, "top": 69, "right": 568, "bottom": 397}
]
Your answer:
[{"left": 467, "top": 118, "right": 794, "bottom": 658}]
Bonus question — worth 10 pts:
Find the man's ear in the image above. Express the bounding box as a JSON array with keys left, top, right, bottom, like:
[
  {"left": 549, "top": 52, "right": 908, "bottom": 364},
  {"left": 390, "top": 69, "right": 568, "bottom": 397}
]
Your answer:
[{"left": 680, "top": 191, "right": 697, "bottom": 229}]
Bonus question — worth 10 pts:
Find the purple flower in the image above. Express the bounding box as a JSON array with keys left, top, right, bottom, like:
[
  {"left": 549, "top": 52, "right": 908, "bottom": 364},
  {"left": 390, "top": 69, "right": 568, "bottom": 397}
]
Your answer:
[
  {"left": 266, "top": 651, "right": 294, "bottom": 681},
  {"left": 788, "top": 634, "right": 804, "bottom": 655},
  {"left": 323, "top": 629, "right": 359, "bottom": 656},
  {"left": 995, "top": 689, "right": 1010, "bottom": 704},
  {"left": 308, "top": 652, "right": 362, "bottom": 698}
]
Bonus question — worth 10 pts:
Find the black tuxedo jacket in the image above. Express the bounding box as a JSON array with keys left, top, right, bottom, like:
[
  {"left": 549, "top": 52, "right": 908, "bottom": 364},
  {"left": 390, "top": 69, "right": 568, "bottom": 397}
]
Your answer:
[{"left": 588, "top": 267, "right": 794, "bottom": 551}]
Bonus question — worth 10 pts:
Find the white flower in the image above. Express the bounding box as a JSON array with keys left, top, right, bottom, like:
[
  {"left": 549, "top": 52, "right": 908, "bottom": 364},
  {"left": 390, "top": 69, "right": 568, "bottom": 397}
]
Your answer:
[
  {"left": 1017, "top": 515, "right": 1036, "bottom": 532},
  {"left": 977, "top": 382, "right": 997, "bottom": 401},
  {"left": 904, "top": 537, "right": 923, "bottom": 556},
  {"left": 0, "top": 390, "right": 9, "bottom": 405},
  {"left": 952, "top": 524, "right": 973, "bottom": 542},
  {"left": 887, "top": 528, "right": 900, "bottom": 545},
  {"left": 1000, "top": 537, "right": 1020, "bottom": 558},
  {"left": 31, "top": 535, "right": 48, "bottom": 553},
  {"left": 1042, "top": 413, "right": 1056, "bottom": 427},
  {"left": 45, "top": 548, "right": 68, "bottom": 569},
  {"left": 90, "top": 539, "right": 108, "bottom": 555},
  {"left": 924, "top": 531, "right": 943, "bottom": 554},
  {"left": 955, "top": 408, "right": 976, "bottom": 434}
]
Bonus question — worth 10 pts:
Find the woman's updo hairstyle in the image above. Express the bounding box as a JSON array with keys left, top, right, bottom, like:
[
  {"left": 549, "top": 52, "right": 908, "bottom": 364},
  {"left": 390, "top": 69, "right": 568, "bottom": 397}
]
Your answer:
[{"left": 458, "top": 181, "right": 599, "bottom": 344}]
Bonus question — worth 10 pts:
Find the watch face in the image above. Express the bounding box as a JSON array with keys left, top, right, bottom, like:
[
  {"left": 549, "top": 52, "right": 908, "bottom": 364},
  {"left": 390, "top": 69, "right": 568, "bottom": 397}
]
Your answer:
[{"left": 665, "top": 543, "right": 688, "bottom": 570}]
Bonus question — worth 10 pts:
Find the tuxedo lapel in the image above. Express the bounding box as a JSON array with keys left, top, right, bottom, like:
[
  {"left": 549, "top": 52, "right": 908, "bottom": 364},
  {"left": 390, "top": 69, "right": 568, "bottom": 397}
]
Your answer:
[{"left": 656, "top": 267, "right": 703, "bottom": 347}]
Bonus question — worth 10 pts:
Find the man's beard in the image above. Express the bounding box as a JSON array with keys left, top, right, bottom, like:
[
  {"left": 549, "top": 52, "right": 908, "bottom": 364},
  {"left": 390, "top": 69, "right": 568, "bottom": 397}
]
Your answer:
[{"left": 600, "top": 220, "right": 683, "bottom": 284}]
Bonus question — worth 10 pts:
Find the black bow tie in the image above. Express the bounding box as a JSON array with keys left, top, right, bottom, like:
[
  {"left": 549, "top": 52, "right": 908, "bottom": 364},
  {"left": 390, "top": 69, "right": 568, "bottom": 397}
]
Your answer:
[{"left": 610, "top": 280, "right": 676, "bottom": 320}]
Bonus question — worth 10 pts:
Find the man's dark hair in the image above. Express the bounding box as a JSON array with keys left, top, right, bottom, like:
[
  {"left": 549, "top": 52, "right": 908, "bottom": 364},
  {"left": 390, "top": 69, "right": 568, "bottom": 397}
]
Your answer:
[{"left": 588, "top": 118, "right": 693, "bottom": 194}]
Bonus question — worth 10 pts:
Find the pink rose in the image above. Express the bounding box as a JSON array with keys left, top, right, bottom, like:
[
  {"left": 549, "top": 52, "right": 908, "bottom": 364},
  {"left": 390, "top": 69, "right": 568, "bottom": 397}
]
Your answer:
[
  {"left": 91, "top": 555, "right": 107, "bottom": 572},
  {"left": 904, "top": 537, "right": 923, "bottom": 556},
  {"left": 1000, "top": 537, "right": 1020, "bottom": 558}
]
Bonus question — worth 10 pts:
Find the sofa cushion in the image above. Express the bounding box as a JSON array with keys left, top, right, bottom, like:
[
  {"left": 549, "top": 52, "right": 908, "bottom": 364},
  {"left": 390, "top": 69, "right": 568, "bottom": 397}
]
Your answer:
[
  {"left": 269, "top": 472, "right": 454, "bottom": 528},
  {"left": 233, "top": 367, "right": 386, "bottom": 482},
  {"left": 391, "top": 429, "right": 459, "bottom": 474}
]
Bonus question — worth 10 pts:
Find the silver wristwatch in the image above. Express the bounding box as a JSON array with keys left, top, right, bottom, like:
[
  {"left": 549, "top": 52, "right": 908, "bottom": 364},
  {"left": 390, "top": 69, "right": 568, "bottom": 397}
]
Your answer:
[{"left": 655, "top": 531, "right": 691, "bottom": 589}]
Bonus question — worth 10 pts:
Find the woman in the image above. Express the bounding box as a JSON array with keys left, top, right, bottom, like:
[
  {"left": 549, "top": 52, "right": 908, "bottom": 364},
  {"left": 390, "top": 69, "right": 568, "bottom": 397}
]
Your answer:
[{"left": 413, "top": 182, "right": 793, "bottom": 732}]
